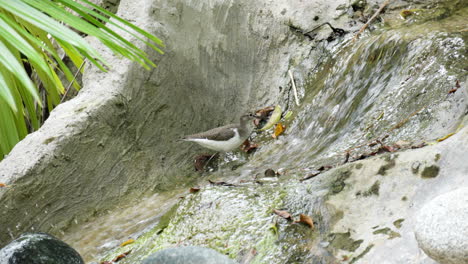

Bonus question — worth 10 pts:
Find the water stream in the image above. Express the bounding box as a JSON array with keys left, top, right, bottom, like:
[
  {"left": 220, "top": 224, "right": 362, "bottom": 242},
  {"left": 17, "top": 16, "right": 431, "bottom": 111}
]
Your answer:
[{"left": 61, "top": 4, "right": 467, "bottom": 263}]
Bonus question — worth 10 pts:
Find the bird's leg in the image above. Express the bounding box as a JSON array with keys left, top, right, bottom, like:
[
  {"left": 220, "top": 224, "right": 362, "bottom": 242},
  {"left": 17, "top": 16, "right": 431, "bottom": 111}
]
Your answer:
[{"left": 205, "top": 152, "right": 219, "bottom": 168}]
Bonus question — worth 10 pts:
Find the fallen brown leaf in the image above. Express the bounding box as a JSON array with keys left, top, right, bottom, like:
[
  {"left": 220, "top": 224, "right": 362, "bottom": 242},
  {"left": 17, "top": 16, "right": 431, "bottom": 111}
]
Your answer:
[
  {"left": 300, "top": 171, "right": 321, "bottom": 182},
  {"left": 241, "top": 139, "right": 259, "bottom": 153},
  {"left": 189, "top": 187, "right": 201, "bottom": 193},
  {"left": 208, "top": 180, "right": 236, "bottom": 187},
  {"left": 0, "top": 183, "right": 7, "bottom": 188},
  {"left": 294, "top": 214, "right": 315, "bottom": 229},
  {"left": 273, "top": 209, "right": 292, "bottom": 220},
  {"left": 120, "top": 239, "right": 135, "bottom": 247},
  {"left": 112, "top": 250, "right": 132, "bottom": 262},
  {"left": 317, "top": 165, "right": 333, "bottom": 171},
  {"left": 448, "top": 88, "right": 458, "bottom": 94},
  {"left": 254, "top": 106, "right": 275, "bottom": 127},
  {"left": 272, "top": 123, "right": 285, "bottom": 139}
]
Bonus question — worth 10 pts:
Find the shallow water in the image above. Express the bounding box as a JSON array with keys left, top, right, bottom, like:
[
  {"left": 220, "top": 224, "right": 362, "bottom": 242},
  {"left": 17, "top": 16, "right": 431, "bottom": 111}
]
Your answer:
[{"left": 61, "top": 4, "right": 467, "bottom": 263}]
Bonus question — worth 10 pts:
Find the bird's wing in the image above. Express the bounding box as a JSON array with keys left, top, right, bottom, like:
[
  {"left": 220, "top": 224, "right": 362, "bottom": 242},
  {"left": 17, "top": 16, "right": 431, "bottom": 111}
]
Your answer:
[{"left": 184, "top": 124, "right": 237, "bottom": 141}]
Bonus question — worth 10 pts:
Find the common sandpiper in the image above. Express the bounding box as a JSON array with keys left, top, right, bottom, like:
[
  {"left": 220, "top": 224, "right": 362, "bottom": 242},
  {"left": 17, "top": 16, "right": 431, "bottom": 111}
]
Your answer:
[{"left": 182, "top": 113, "right": 260, "bottom": 152}]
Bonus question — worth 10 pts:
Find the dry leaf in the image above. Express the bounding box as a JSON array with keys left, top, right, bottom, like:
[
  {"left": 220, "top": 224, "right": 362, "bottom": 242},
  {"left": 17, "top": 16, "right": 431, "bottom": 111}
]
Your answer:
[
  {"left": 120, "top": 239, "right": 135, "bottom": 247},
  {"left": 448, "top": 80, "right": 461, "bottom": 94},
  {"left": 295, "top": 214, "right": 315, "bottom": 229},
  {"left": 189, "top": 187, "right": 200, "bottom": 193},
  {"left": 448, "top": 88, "right": 458, "bottom": 94},
  {"left": 254, "top": 106, "right": 275, "bottom": 127},
  {"left": 0, "top": 183, "right": 7, "bottom": 188},
  {"left": 273, "top": 209, "right": 292, "bottom": 220},
  {"left": 259, "top": 105, "right": 282, "bottom": 131},
  {"left": 300, "top": 171, "right": 321, "bottom": 182},
  {"left": 272, "top": 123, "right": 285, "bottom": 139},
  {"left": 100, "top": 262, "right": 112, "bottom": 264},
  {"left": 112, "top": 250, "right": 132, "bottom": 262},
  {"left": 208, "top": 180, "right": 236, "bottom": 187},
  {"left": 241, "top": 139, "right": 259, "bottom": 153},
  {"left": 437, "top": 133, "right": 455, "bottom": 142}
]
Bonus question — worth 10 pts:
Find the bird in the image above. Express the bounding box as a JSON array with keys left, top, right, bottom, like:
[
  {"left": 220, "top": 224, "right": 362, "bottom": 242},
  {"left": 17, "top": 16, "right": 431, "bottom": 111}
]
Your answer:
[{"left": 182, "top": 113, "right": 260, "bottom": 152}]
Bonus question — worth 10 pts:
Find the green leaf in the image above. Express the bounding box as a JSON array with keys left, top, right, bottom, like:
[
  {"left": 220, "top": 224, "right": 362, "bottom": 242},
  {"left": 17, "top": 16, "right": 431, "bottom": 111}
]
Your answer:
[{"left": 0, "top": 40, "right": 40, "bottom": 107}]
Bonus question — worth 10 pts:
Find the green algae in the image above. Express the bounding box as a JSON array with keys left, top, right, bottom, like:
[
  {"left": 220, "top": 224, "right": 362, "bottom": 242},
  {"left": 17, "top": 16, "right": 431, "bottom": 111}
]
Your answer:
[
  {"left": 372, "top": 227, "right": 401, "bottom": 239},
  {"left": 363, "top": 181, "right": 380, "bottom": 197},
  {"left": 393, "top": 219, "right": 405, "bottom": 229},
  {"left": 350, "top": 244, "right": 374, "bottom": 264},
  {"left": 330, "top": 170, "right": 352, "bottom": 195},
  {"left": 328, "top": 232, "right": 363, "bottom": 252},
  {"left": 421, "top": 165, "right": 440, "bottom": 178},
  {"left": 377, "top": 155, "right": 396, "bottom": 176}
]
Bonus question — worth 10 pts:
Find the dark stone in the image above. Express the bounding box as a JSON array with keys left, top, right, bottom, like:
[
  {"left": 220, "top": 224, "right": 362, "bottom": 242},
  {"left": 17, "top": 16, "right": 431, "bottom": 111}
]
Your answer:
[
  {"left": 0, "top": 233, "right": 84, "bottom": 264},
  {"left": 142, "top": 246, "right": 236, "bottom": 264}
]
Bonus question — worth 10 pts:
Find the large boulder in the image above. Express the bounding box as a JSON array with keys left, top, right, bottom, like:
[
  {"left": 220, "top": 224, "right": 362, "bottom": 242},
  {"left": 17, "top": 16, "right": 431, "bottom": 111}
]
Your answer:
[
  {"left": 415, "top": 188, "right": 468, "bottom": 264},
  {"left": 0, "top": 233, "right": 84, "bottom": 264}
]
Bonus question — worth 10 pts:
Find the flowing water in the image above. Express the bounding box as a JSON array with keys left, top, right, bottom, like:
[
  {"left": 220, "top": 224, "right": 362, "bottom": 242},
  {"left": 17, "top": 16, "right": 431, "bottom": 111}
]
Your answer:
[{"left": 61, "top": 4, "right": 467, "bottom": 263}]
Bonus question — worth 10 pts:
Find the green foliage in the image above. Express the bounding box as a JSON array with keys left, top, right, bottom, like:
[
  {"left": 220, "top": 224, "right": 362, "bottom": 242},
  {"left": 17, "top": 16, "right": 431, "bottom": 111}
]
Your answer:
[{"left": 0, "top": 0, "right": 163, "bottom": 160}]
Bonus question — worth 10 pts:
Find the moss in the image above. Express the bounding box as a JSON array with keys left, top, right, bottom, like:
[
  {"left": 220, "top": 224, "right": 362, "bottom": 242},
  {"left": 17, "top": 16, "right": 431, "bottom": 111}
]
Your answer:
[
  {"left": 372, "top": 227, "right": 401, "bottom": 239},
  {"left": 393, "top": 219, "right": 404, "bottom": 229},
  {"left": 401, "top": 196, "right": 407, "bottom": 201},
  {"left": 421, "top": 165, "right": 440, "bottom": 178},
  {"left": 43, "top": 137, "right": 56, "bottom": 145},
  {"left": 350, "top": 244, "right": 374, "bottom": 264},
  {"left": 373, "top": 227, "right": 390, "bottom": 235},
  {"left": 328, "top": 232, "right": 363, "bottom": 252},
  {"left": 355, "top": 163, "right": 363, "bottom": 170},
  {"left": 330, "top": 170, "right": 351, "bottom": 195},
  {"left": 434, "top": 153, "right": 441, "bottom": 162},
  {"left": 377, "top": 155, "right": 396, "bottom": 176},
  {"left": 362, "top": 181, "right": 380, "bottom": 197}
]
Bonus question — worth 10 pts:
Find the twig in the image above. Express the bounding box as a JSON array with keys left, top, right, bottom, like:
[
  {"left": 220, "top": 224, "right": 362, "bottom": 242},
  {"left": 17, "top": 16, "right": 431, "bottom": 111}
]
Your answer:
[
  {"left": 353, "top": 0, "right": 390, "bottom": 41},
  {"left": 60, "top": 60, "right": 86, "bottom": 103},
  {"left": 288, "top": 70, "right": 300, "bottom": 106}
]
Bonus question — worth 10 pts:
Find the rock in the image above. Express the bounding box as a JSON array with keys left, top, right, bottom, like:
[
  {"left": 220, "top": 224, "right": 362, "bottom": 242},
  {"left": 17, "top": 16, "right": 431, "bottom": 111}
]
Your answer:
[
  {"left": 0, "top": 233, "right": 84, "bottom": 264},
  {"left": 142, "top": 246, "right": 237, "bottom": 264},
  {"left": 415, "top": 188, "right": 468, "bottom": 264}
]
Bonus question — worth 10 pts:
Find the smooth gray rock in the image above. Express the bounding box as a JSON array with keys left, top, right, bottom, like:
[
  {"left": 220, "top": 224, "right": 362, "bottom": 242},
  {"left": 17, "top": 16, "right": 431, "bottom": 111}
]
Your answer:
[
  {"left": 415, "top": 188, "right": 468, "bottom": 264},
  {"left": 142, "top": 246, "right": 236, "bottom": 264},
  {"left": 0, "top": 233, "right": 84, "bottom": 264}
]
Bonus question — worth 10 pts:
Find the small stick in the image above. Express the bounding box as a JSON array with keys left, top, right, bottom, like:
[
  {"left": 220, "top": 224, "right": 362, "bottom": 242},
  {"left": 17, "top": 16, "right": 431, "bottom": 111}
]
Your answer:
[
  {"left": 60, "top": 60, "right": 86, "bottom": 103},
  {"left": 353, "top": 0, "right": 390, "bottom": 41},
  {"left": 288, "top": 70, "right": 300, "bottom": 106}
]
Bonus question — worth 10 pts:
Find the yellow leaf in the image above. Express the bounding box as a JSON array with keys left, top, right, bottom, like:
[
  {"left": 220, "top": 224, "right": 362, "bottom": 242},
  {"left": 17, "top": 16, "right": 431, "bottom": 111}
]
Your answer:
[
  {"left": 259, "top": 105, "right": 282, "bottom": 131},
  {"left": 272, "top": 123, "right": 285, "bottom": 139},
  {"left": 437, "top": 133, "right": 455, "bottom": 142},
  {"left": 120, "top": 239, "right": 135, "bottom": 247}
]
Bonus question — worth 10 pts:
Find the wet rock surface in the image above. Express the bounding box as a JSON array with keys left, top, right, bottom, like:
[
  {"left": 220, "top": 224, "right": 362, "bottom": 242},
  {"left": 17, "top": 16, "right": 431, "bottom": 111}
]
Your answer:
[
  {"left": 142, "top": 246, "right": 236, "bottom": 264},
  {"left": 0, "top": 233, "right": 84, "bottom": 264},
  {"left": 0, "top": 0, "right": 466, "bottom": 263}
]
